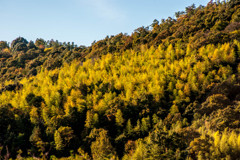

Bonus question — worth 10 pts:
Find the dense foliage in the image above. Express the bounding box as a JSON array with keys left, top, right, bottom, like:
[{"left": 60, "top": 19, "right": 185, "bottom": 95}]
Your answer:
[{"left": 1, "top": 0, "right": 240, "bottom": 159}]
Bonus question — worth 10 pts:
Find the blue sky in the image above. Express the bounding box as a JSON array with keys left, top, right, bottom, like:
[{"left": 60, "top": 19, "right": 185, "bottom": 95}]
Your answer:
[{"left": 0, "top": 0, "right": 210, "bottom": 46}]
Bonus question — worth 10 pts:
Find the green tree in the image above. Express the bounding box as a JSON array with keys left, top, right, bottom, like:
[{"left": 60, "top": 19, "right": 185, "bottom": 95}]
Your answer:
[
  {"left": 134, "top": 120, "right": 141, "bottom": 136},
  {"left": 35, "top": 38, "right": 46, "bottom": 48},
  {"left": 54, "top": 126, "right": 74, "bottom": 151},
  {"left": 11, "top": 37, "right": 28, "bottom": 49},
  {"left": 90, "top": 130, "right": 116, "bottom": 160},
  {"left": 29, "top": 126, "right": 46, "bottom": 154},
  {"left": 152, "top": 114, "right": 159, "bottom": 125},
  {"left": 93, "top": 113, "right": 99, "bottom": 127},
  {"left": 126, "top": 119, "right": 133, "bottom": 135},
  {"left": 170, "top": 104, "right": 180, "bottom": 115},
  {"left": 85, "top": 110, "right": 94, "bottom": 129},
  {"left": 115, "top": 109, "right": 124, "bottom": 127},
  {"left": 0, "top": 41, "right": 8, "bottom": 50},
  {"left": 54, "top": 130, "right": 63, "bottom": 151},
  {"left": 141, "top": 116, "right": 150, "bottom": 134}
]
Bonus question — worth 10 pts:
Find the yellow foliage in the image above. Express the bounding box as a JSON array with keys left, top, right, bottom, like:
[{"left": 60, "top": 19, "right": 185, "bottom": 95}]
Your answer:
[{"left": 44, "top": 47, "right": 53, "bottom": 52}]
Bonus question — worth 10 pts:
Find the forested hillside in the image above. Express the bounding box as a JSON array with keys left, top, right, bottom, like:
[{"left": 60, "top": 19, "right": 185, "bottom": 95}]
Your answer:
[{"left": 1, "top": 0, "right": 240, "bottom": 159}]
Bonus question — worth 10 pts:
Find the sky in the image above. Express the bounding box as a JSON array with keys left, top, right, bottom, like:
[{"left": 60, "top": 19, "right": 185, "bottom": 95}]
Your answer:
[{"left": 0, "top": 0, "right": 210, "bottom": 46}]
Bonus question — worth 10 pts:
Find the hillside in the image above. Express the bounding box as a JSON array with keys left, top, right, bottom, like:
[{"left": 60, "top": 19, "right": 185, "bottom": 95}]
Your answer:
[{"left": 1, "top": 0, "right": 240, "bottom": 159}]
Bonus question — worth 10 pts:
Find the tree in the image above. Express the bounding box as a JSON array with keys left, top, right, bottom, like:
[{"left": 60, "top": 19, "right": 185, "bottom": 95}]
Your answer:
[
  {"left": 151, "top": 19, "right": 159, "bottom": 28},
  {"left": 185, "top": 4, "right": 196, "bottom": 15},
  {"left": 220, "top": 129, "right": 230, "bottom": 154},
  {"left": 35, "top": 38, "right": 46, "bottom": 48},
  {"left": 93, "top": 113, "right": 99, "bottom": 127},
  {"left": 90, "top": 130, "right": 116, "bottom": 160},
  {"left": 85, "top": 110, "right": 94, "bottom": 129},
  {"left": 16, "top": 43, "right": 28, "bottom": 52},
  {"left": 170, "top": 104, "right": 179, "bottom": 115},
  {"left": 134, "top": 120, "right": 141, "bottom": 136},
  {"left": 30, "top": 107, "right": 40, "bottom": 125},
  {"left": 0, "top": 104, "right": 15, "bottom": 144},
  {"left": 0, "top": 41, "right": 8, "bottom": 50},
  {"left": 11, "top": 37, "right": 28, "bottom": 49},
  {"left": 54, "top": 130, "right": 63, "bottom": 151},
  {"left": 29, "top": 126, "right": 46, "bottom": 154},
  {"left": 141, "top": 116, "right": 150, "bottom": 134},
  {"left": 54, "top": 126, "right": 74, "bottom": 151},
  {"left": 131, "top": 140, "right": 147, "bottom": 160},
  {"left": 175, "top": 11, "right": 185, "bottom": 19},
  {"left": 27, "top": 40, "right": 36, "bottom": 49},
  {"left": 26, "top": 93, "right": 44, "bottom": 108},
  {"left": 126, "top": 119, "right": 133, "bottom": 135},
  {"left": 152, "top": 114, "right": 160, "bottom": 125},
  {"left": 115, "top": 109, "right": 124, "bottom": 127}
]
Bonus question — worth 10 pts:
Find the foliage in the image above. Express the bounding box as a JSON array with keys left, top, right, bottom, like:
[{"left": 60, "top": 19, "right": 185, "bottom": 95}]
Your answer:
[{"left": 0, "top": 0, "right": 240, "bottom": 159}]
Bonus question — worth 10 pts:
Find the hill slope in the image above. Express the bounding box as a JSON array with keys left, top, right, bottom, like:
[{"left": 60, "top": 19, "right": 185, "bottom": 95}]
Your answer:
[{"left": 1, "top": 0, "right": 240, "bottom": 159}]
